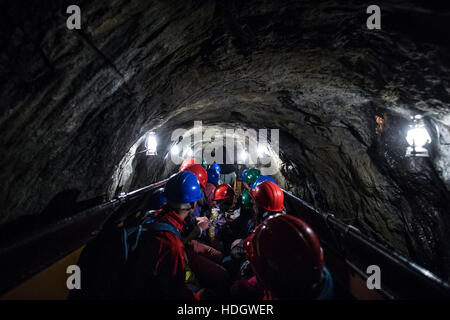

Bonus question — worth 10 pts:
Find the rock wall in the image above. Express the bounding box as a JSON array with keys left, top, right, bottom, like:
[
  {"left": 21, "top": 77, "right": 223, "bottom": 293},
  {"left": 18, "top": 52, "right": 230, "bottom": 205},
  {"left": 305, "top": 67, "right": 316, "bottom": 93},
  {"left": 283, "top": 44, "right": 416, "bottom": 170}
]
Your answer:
[{"left": 1, "top": 0, "right": 449, "bottom": 277}]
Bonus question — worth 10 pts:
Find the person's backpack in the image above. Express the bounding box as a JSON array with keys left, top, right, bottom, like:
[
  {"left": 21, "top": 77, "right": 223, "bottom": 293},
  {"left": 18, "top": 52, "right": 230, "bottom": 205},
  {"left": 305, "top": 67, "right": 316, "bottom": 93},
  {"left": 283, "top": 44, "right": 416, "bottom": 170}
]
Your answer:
[
  {"left": 118, "top": 213, "right": 185, "bottom": 299},
  {"left": 68, "top": 214, "right": 142, "bottom": 300},
  {"left": 69, "top": 210, "right": 181, "bottom": 300}
]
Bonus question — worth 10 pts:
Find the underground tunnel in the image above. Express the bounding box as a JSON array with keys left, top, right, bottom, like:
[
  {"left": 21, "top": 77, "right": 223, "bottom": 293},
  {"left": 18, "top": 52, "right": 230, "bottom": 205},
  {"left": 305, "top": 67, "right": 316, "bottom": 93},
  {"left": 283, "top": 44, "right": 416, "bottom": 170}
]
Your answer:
[{"left": 0, "top": 0, "right": 450, "bottom": 301}]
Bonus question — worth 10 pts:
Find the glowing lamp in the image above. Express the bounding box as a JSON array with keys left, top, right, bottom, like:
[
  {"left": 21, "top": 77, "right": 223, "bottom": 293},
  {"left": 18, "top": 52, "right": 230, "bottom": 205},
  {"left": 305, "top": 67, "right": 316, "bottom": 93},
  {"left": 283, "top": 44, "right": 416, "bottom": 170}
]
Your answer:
[
  {"left": 405, "top": 115, "right": 431, "bottom": 157},
  {"left": 146, "top": 132, "right": 157, "bottom": 155}
]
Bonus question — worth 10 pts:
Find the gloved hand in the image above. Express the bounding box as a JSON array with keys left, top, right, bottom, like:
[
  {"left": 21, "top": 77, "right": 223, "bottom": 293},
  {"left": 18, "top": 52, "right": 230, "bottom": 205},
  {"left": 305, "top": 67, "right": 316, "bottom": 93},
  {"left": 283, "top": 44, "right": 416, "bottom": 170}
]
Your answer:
[
  {"left": 226, "top": 208, "right": 240, "bottom": 222},
  {"left": 196, "top": 216, "right": 210, "bottom": 231}
]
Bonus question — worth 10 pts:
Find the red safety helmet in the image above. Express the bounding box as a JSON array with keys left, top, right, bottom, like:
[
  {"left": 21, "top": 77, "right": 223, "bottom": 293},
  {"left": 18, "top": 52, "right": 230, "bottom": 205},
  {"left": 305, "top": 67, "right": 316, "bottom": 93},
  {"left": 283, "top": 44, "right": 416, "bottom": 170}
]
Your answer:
[
  {"left": 182, "top": 164, "right": 207, "bottom": 189},
  {"left": 250, "top": 180, "right": 284, "bottom": 212},
  {"left": 179, "top": 158, "right": 199, "bottom": 172},
  {"left": 244, "top": 214, "right": 324, "bottom": 299},
  {"left": 214, "top": 184, "right": 235, "bottom": 201}
]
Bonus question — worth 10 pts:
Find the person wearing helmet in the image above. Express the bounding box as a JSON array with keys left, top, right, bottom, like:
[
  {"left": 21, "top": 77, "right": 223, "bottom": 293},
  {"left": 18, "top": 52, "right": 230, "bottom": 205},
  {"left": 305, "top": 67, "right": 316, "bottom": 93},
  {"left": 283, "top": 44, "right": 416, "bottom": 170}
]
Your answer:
[
  {"left": 243, "top": 168, "right": 261, "bottom": 190},
  {"left": 180, "top": 165, "right": 217, "bottom": 249},
  {"left": 204, "top": 184, "right": 235, "bottom": 251},
  {"left": 241, "top": 189, "right": 253, "bottom": 212},
  {"left": 179, "top": 164, "right": 216, "bottom": 239},
  {"left": 250, "top": 180, "right": 285, "bottom": 224},
  {"left": 243, "top": 214, "right": 334, "bottom": 300},
  {"left": 179, "top": 165, "right": 229, "bottom": 296},
  {"left": 223, "top": 188, "right": 254, "bottom": 231},
  {"left": 225, "top": 181, "right": 284, "bottom": 281},
  {"left": 145, "top": 188, "right": 167, "bottom": 211},
  {"left": 210, "top": 184, "right": 235, "bottom": 229},
  {"left": 207, "top": 166, "right": 221, "bottom": 184},
  {"left": 181, "top": 164, "right": 208, "bottom": 219},
  {"left": 209, "top": 162, "right": 221, "bottom": 173},
  {"left": 177, "top": 164, "right": 222, "bottom": 257},
  {"left": 141, "top": 188, "right": 168, "bottom": 223},
  {"left": 221, "top": 188, "right": 257, "bottom": 281},
  {"left": 250, "top": 175, "right": 277, "bottom": 189},
  {"left": 213, "top": 184, "right": 235, "bottom": 221},
  {"left": 228, "top": 189, "right": 256, "bottom": 239},
  {"left": 214, "top": 184, "right": 235, "bottom": 203},
  {"left": 182, "top": 164, "right": 208, "bottom": 190},
  {"left": 179, "top": 158, "right": 200, "bottom": 172},
  {"left": 204, "top": 167, "right": 220, "bottom": 206},
  {"left": 125, "top": 171, "right": 203, "bottom": 300}
]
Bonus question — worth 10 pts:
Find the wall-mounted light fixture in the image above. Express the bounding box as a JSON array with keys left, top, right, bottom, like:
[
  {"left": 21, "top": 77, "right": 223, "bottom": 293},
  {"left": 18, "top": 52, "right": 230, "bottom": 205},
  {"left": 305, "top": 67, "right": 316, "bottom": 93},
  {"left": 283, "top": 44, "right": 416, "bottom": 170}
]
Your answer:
[
  {"left": 405, "top": 115, "right": 431, "bottom": 157},
  {"left": 146, "top": 132, "right": 157, "bottom": 155}
]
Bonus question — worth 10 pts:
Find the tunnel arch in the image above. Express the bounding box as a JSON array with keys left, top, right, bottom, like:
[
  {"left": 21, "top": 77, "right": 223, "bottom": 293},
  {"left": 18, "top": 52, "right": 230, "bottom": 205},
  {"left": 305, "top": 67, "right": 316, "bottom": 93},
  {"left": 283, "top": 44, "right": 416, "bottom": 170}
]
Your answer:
[{"left": 0, "top": 0, "right": 450, "bottom": 280}]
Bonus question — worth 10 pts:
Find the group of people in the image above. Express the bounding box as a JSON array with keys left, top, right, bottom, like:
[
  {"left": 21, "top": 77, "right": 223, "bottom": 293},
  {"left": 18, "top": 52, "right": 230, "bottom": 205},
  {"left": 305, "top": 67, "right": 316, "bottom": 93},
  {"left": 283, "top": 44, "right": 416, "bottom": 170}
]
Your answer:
[{"left": 73, "top": 158, "right": 334, "bottom": 300}]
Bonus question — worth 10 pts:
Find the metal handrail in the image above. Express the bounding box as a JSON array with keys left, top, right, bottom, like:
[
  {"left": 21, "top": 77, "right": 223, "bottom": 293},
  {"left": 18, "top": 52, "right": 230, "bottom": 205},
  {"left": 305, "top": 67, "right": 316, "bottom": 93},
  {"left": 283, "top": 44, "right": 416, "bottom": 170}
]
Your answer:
[
  {"left": 0, "top": 179, "right": 169, "bottom": 257},
  {"left": 282, "top": 189, "right": 450, "bottom": 299},
  {"left": 0, "top": 178, "right": 169, "bottom": 296}
]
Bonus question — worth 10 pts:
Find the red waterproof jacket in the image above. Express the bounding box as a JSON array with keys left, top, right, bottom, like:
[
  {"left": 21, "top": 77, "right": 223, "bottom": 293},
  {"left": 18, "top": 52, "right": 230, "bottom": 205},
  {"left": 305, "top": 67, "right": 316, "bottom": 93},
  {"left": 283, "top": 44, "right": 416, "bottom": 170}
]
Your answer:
[{"left": 127, "top": 208, "right": 199, "bottom": 300}]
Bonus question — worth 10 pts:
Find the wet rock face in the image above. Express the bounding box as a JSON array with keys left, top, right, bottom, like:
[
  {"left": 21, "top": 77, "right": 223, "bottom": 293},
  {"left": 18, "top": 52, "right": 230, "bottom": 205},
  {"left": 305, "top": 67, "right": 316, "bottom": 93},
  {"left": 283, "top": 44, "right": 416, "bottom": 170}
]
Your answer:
[{"left": 0, "top": 1, "right": 450, "bottom": 277}]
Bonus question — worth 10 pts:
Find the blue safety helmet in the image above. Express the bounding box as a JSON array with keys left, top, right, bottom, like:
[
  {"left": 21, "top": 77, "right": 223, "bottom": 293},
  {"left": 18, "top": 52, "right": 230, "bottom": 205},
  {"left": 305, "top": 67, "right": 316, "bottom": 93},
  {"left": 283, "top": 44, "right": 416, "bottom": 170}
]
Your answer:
[
  {"left": 251, "top": 175, "right": 277, "bottom": 188},
  {"left": 207, "top": 167, "right": 220, "bottom": 184},
  {"left": 148, "top": 188, "right": 167, "bottom": 210},
  {"left": 164, "top": 171, "right": 203, "bottom": 204},
  {"left": 210, "top": 162, "right": 221, "bottom": 173},
  {"left": 241, "top": 169, "right": 248, "bottom": 182}
]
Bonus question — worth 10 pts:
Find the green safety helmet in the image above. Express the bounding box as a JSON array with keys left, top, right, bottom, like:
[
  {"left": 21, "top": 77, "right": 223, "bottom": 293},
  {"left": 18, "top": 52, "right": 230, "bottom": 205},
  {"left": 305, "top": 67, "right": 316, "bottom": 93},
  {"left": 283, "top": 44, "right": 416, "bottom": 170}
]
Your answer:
[
  {"left": 244, "top": 168, "right": 261, "bottom": 186},
  {"left": 241, "top": 189, "right": 253, "bottom": 210}
]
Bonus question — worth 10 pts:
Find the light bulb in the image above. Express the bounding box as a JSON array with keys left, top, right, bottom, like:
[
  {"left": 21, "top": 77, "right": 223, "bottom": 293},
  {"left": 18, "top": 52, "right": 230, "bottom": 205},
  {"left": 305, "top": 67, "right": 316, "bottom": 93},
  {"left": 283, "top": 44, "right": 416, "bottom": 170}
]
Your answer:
[
  {"left": 406, "top": 127, "right": 431, "bottom": 148},
  {"left": 146, "top": 132, "right": 157, "bottom": 155}
]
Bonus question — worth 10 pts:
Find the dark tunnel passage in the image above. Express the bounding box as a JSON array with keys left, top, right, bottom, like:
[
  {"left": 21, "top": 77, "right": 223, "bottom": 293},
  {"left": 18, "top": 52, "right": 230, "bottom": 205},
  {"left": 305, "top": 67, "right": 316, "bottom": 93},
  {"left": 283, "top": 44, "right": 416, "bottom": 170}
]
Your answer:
[{"left": 1, "top": 0, "right": 450, "bottom": 300}]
